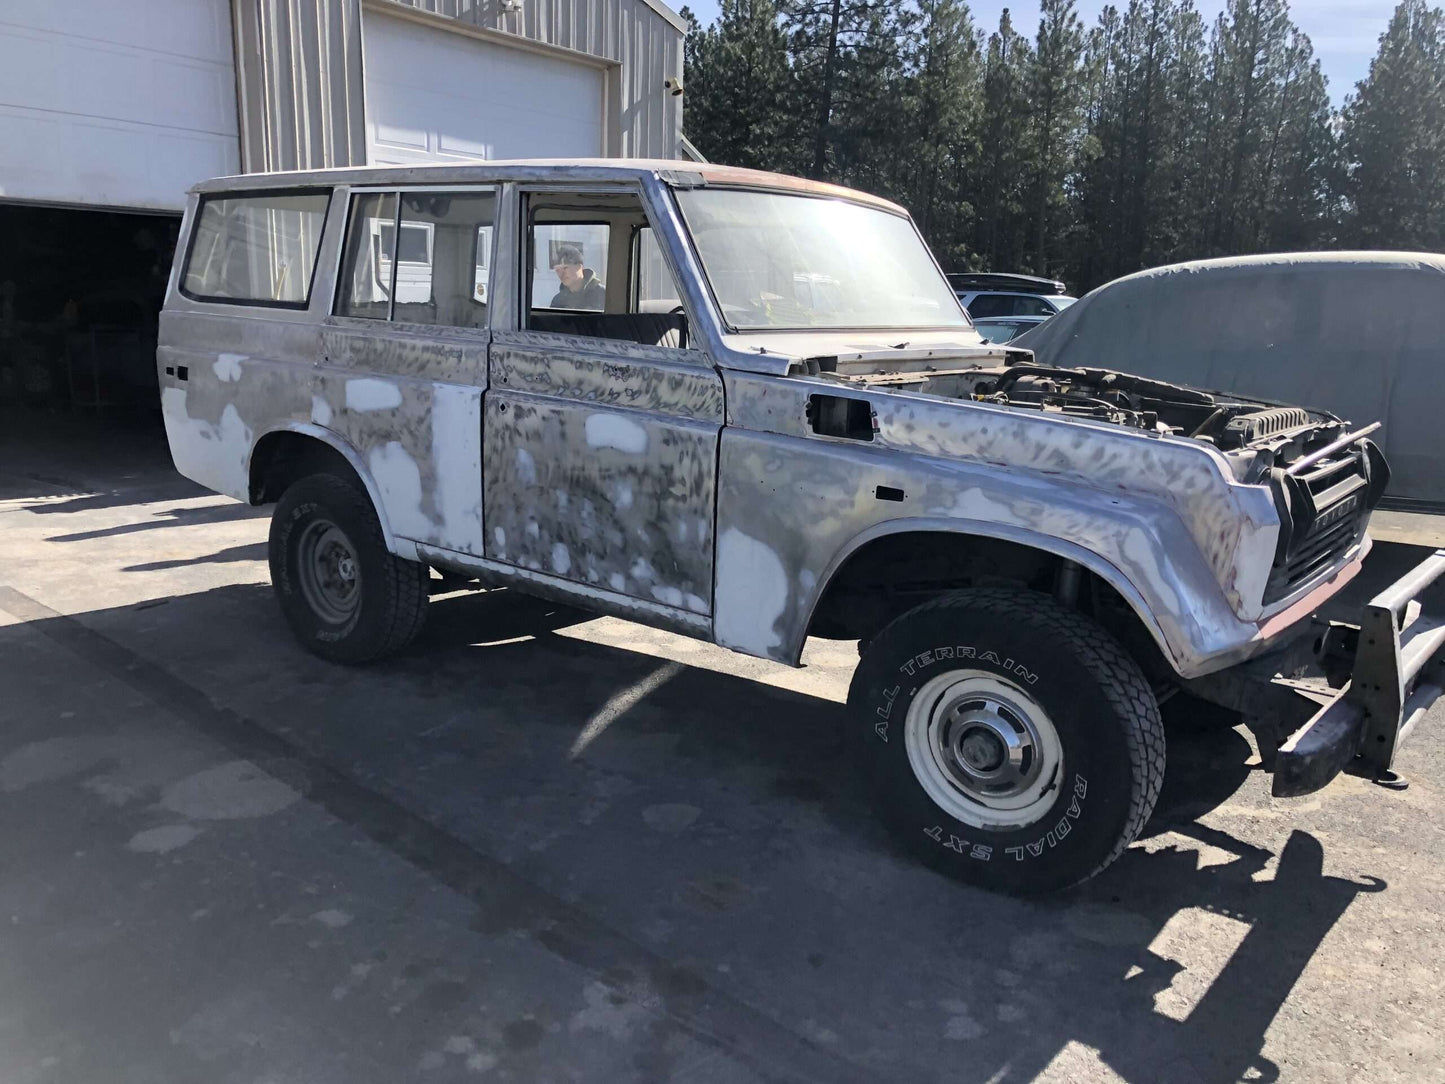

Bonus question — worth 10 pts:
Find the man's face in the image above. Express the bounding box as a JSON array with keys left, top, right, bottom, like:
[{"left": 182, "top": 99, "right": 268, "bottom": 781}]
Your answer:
[{"left": 554, "top": 261, "right": 583, "bottom": 289}]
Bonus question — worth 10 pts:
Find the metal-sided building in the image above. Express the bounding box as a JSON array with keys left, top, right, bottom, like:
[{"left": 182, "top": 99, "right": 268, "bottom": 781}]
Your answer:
[{"left": 0, "top": 0, "right": 687, "bottom": 425}]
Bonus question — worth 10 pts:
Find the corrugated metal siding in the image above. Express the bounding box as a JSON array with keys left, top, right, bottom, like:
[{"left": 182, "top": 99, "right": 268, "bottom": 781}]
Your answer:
[
  {"left": 232, "top": 0, "right": 366, "bottom": 171},
  {"left": 234, "top": 0, "right": 682, "bottom": 174}
]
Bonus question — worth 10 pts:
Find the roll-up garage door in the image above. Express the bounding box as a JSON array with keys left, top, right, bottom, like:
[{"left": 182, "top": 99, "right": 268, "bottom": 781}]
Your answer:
[
  {"left": 362, "top": 11, "right": 605, "bottom": 165},
  {"left": 0, "top": 0, "right": 238, "bottom": 211}
]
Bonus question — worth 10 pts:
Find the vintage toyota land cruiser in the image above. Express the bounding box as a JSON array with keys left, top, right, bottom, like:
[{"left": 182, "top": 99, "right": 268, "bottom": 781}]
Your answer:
[{"left": 159, "top": 160, "right": 1444, "bottom": 893}]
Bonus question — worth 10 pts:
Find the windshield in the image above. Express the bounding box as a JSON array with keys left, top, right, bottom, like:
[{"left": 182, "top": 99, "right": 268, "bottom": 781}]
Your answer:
[
  {"left": 1053, "top": 296, "right": 1078, "bottom": 310},
  {"left": 675, "top": 189, "right": 968, "bottom": 330}
]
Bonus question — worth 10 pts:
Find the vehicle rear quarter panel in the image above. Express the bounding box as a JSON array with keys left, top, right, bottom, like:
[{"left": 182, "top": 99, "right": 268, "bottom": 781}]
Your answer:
[
  {"left": 159, "top": 188, "right": 490, "bottom": 560},
  {"left": 160, "top": 313, "right": 491, "bottom": 559},
  {"left": 158, "top": 310, "right": 318, "bottom": 502}
]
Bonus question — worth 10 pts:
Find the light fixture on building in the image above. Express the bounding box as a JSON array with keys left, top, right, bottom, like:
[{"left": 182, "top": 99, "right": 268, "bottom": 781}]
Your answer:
[{"left": 664, "top": 77, "right": 683, "bottom": 97}]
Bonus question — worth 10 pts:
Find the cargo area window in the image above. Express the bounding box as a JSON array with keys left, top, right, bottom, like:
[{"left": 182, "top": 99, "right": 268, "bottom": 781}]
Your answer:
[
  {"left": 181, "top": 190, "right": 330, "bottom": 307},
  {"left": 523, "top": 190, "right": 688, "bottom": 350},
  {"left": 336, "top": 189, "right": 495, "bottom": 327}
]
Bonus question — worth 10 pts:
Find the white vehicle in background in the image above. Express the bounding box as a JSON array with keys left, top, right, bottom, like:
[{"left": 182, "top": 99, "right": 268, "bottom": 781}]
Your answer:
[{"left": 949, "top": 272, "right": 1077, "bottom": 319}]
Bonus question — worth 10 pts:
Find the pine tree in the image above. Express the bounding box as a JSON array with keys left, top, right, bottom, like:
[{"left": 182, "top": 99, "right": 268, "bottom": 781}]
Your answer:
[
  {"left": 829, "top": 0, "right": 915, "bottom": 197},
  {"left": 677, "top": 0, "right": 1428, "bottom": 292},
  {"left": 681, "top": 0, "right": 793, "bottom": 169},
  {"left": 780, "top": 0, "right": 846, "bottom": 177},
  {"left": 1067, "top": 6, "right": 1119, "bottom": 285},
  {"left": 1253, "top": 29, "right": 1335, "bottom": 249},
  {"left": 1342, "top": 0, "right": 1445, "bottom": 248},
  {"left": 1160, "top": 0, "right": 1210, "bottom": 259},
  {"left": 901, "top": 0, "right": 982, "bottom": 255},
  {"left": 1208, "top": 0, "right": 1293, "bottom": 252},
  {"left": 973, "top": 10, "right": 1035, "bottom": 270},
  {"left": 1027, "top": 0, "right": 1087, "bottom": 275}
]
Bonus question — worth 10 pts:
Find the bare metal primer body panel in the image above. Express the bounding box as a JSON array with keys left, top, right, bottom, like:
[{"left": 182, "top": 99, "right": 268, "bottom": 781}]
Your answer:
[
  {"left": 158, "top": 160, "right": 1370, "bottom": 683},
  {"left": 484, "top": 332, "right": 722, "bottom": 611}
]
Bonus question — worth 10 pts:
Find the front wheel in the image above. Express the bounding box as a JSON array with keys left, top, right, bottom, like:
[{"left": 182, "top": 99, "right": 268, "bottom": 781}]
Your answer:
[
  {"left": 848, "top": 587, "right": 1164, "bottom": 894},
  {"left": 268, "top": 472, "right": 429, "bottom": 664}
]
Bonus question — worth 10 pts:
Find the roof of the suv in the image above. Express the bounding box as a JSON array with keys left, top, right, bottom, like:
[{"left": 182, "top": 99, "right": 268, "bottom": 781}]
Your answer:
[
  {"left": 947, "top": 272, "right": 1068, "bottom": 294},
  {"left": 190, "top": 158, "right": 905, "bottom": 214}
]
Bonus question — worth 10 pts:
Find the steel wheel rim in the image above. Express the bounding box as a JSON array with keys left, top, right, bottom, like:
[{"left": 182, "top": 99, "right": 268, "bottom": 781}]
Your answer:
[
  {"left": 296, "top": 519, "right": 362, "bottom": 625},
  {"left": 903, "top": 669, "right": 1063, "bottom": 830}
]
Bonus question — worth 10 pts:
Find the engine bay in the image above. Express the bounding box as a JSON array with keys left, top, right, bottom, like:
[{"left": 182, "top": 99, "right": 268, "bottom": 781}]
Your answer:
[
  {"left": 822, "top": 358, "right": 1352, "bottom": 477},
  {"left": 961, "top": 365, "right": 1337, "bottom": 452}
]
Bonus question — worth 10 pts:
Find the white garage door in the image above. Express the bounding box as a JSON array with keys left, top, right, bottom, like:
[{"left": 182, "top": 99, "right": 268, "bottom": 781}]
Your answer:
[
  {"left": 363, "top": 12, "right": 604, "bottom": 165},
  {"left": 0, "top": 0, "right": 238, "bottom": 211}
]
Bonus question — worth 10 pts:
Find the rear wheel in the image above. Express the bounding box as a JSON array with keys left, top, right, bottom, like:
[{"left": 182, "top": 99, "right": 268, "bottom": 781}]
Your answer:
[
  {"left": 268, "top": 472, "right": 428, "bottom": 663},
  {"left": 848, "top": 587, "right": 1164, "bottom": 894}
]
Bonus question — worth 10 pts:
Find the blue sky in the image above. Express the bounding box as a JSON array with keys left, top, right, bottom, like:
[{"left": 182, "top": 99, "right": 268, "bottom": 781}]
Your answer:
[{"left": 677, "top": 0, "right": 1396, "bottom": 104}]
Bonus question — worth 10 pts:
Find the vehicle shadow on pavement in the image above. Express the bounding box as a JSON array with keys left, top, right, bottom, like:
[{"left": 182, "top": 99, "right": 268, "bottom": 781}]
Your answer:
[
  {"left": 0, "top": 580, "right": 1387, "bottom": 1084},
  {"left": 43, "top": 499, "right": 267, "bottom": 543},
  {"left": 121, "top": 541, "right": 269, "bottom": 572}
]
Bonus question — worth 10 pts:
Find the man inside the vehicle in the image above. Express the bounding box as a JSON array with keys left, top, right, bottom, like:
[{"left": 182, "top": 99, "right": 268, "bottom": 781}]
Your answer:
[{"left": 550, "top": 244, "right": 606, "bottom": 309}]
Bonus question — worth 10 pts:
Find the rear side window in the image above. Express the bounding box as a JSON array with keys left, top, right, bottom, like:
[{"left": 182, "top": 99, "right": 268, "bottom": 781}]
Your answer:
[
  {"left": 336, "top": 190, "right": 496, "bottom": 327},
  {"left": 966, "top": 294, "right": 1016, "bottom": 318},
  {"left": 182, "top": 190, "right": 330, "bottom": 306},
  {"left": 336, "top": 192, "right": 399, "bottom": 320},
  {"left": 395, "top": 192, "right": 496, "bottom": 328},
  {"left": 1012, "top": 296, "right": 1055, "bottom": 317}
]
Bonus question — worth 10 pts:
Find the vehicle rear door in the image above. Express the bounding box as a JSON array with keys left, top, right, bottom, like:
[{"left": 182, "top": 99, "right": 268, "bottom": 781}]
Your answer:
[{"left": 320, "top": 186, "right": 497, "bottom": 556}]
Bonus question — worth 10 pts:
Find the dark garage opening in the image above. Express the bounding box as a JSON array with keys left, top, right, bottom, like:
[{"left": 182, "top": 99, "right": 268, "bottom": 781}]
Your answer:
[{"left": 0, "top": 202, "right": 180, "bottom": 481}]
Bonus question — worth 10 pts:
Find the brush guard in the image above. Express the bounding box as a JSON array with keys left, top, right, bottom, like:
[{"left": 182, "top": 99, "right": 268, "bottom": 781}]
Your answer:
[{"left": 1273, "top": 549, "right": 1445, "bottom": 797}]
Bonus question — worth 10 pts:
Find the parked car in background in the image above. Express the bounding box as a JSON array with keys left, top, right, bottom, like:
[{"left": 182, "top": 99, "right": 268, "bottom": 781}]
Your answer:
[
  {"left": 1011, "top": 252, "right": 1445, "bottom": 512},
  {"left": 160, "top": 163, "right": 1438, "bottom": 895},
  {"left": 948, "top": 272, "right": 1077, "bottom": 318},
  {"left": 971, "top": 315, "right": 1050, "bottom": 343}
]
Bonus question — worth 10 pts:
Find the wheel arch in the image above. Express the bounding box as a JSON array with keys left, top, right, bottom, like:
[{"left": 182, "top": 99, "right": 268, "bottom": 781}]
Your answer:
[
  {"left": 247, "top": 423, "right": 409, "bottom": 559},
  {"left": 798, "top": 518, "right": 1181, "bottom": 674}
]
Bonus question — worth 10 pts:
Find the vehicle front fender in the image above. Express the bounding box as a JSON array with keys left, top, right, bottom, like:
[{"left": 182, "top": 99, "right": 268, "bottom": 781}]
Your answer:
[
  {"left": 712, "top": 428, "right": 1281, "bottom": 680},
  {"left": 800, "top": 515, "right": 1179, "bottom": 668}
]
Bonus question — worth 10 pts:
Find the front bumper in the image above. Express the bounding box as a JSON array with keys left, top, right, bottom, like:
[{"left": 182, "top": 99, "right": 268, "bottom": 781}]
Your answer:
[{"left": 1273, "top": 549, "right": 1445, "bottom": 796}]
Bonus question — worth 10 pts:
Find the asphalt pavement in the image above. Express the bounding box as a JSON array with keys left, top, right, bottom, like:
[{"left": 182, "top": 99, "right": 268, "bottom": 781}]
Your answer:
[{"left": 0, "top": 416, "right": 1441, "bottom": 1083}]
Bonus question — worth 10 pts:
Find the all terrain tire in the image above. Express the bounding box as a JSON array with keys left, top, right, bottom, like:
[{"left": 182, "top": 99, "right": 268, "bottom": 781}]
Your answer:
[
  {"left": 268, "top": 472, "right": 429, "bottom": 664},
  {"left": 848, "top": 587, "right": 1165, "bottom": 894}
]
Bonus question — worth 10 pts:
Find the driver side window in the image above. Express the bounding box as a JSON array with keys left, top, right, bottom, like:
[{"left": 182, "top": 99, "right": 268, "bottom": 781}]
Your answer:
[{"left": 523, "top": 190, "right": 689, "bottom": 351}]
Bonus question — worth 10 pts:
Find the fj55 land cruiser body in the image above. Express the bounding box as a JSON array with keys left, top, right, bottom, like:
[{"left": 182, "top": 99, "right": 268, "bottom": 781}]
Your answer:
[{"left": 159, "top": 160, "right": 1443, "bottom": 893}]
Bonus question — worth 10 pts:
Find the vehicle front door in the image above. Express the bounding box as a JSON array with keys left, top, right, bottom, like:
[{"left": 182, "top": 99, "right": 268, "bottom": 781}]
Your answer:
[{"left": 483, "top": 185, "right": 723, "bottom": 620}]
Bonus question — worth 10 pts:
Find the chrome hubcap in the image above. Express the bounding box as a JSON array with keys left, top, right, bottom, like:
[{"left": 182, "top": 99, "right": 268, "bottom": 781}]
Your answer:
[
  {"left": 904, "top": 670, "right": 1063, "bottom": 830},
  {"left": 940, "top": 699, "right": 1041, "bottom": 797},
  {"left": 297, "top": 520, "right": 362, "bottom": 625}
]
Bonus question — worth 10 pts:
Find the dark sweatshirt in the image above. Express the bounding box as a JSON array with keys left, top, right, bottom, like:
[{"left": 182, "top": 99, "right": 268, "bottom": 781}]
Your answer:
[{"left": 550, "top": 269, "right": 606, "bottom": 310}]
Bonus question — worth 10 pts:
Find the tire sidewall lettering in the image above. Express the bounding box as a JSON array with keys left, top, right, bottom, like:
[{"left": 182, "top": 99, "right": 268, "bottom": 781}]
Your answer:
[
  {"left": 272, "top": 487, "right": 364, "bottom": 644},
  {"left": 850, "top": 591, "right": 1158, "bottom": 892},
  {"left": 920, "top": 774, "right": 1089, "bottom": 863},
  {"left": 862, "top": 631, "right": 1104, "bottom": 866},
  {"left": 870, "top": 643, "right": 1039, "bottom": 745}
]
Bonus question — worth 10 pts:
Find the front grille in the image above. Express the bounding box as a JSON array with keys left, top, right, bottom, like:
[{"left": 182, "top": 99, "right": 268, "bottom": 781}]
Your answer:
[{"left": 1264, "top": 441, "right": 1372, "bottom": 603}]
